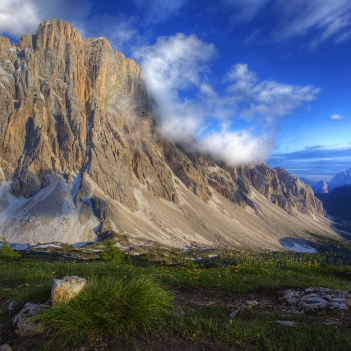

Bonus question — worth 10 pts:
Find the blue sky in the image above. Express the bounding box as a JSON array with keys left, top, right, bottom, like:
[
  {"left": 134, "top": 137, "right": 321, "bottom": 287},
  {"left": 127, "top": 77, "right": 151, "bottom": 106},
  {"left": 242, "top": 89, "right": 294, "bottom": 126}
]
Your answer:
[{"left": 1, "top": 0, "right": 350, "bottom": 181}]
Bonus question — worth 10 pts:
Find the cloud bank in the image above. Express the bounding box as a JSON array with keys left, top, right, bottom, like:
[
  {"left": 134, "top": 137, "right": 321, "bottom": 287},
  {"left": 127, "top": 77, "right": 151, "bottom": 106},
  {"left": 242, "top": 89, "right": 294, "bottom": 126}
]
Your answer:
[{"left": 134, "top": 34, "right": 319, "bottom": 165}]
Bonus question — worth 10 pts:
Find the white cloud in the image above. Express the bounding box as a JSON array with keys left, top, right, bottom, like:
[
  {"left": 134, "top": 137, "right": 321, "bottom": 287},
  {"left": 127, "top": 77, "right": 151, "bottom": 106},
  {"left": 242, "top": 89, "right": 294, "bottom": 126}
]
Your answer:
[
  {"left": 226, "top": 64, "right": 320, "bottom": 121},
  {"left": 134, "top": 34, "right": 297, "bottom": 165},
  {"left": 0, "top": 0, "right": 90, "bottom": 37},
  {"left": 133, "top": 0, "right": 187, "bottom": 24},
  {"left": 273, "top": 0, "right": 351, "bottom": 45},
  {"left": 224, "top": 0, "right": 351, "bottom": 46},
  {"left": 328, "top": 114, "right": 349, "bottom": 121},
  {"left": 134, "top": 33, "right": 217, "bottom": 140},
  {"left": 195, "top": 131, "right": 273, "bottom": 164}
]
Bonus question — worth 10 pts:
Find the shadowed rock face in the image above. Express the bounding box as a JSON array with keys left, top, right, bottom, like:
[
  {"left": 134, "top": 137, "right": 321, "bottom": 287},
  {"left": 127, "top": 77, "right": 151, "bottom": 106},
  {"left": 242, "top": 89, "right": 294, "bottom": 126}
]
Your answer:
[{"left": 0, "top": 20, "right": 326, "bottom": 247}]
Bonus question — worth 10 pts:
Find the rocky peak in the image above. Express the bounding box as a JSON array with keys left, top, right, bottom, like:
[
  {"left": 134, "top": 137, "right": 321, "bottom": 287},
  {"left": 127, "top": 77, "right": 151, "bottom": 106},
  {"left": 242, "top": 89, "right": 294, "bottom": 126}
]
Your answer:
[{"left": 329, "top": 168, "right": 351, "bottom": 191}]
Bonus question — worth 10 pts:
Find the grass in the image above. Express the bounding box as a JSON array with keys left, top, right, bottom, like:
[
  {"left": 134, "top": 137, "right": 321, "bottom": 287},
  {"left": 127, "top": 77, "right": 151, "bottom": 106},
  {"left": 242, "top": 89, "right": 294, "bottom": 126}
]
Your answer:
[
  {"left": 34, "top": 276, "right": 173, "bottom": 346},
  {"left": 1, "top": 244, "right": 351, "bottom": 350},
  {"left": 167, "top": 309, "right": 351, "bottom": 351}
]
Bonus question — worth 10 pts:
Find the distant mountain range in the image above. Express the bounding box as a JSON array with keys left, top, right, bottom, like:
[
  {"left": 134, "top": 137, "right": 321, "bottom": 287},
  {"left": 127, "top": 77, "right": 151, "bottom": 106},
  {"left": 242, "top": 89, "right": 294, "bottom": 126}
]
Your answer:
[
  {"left": 315, "top": 186, "right": 351, "bottom": 222},
  {"left": 300, "top": 168, "right": 351, "bottom": 193},
  {"left": 315, "top": 186, "right": 351, "bottom": 235}
]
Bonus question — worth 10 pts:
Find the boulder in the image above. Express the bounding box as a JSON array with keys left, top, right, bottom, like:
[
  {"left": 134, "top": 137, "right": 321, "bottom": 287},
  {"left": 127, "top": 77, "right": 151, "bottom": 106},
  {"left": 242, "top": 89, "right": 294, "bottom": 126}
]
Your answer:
[
  {"left": 51, "top": 275, "right": 87, "bottom": 306},
  {"left": 12, "top": 302, "right": 41, "bottom": 337}
]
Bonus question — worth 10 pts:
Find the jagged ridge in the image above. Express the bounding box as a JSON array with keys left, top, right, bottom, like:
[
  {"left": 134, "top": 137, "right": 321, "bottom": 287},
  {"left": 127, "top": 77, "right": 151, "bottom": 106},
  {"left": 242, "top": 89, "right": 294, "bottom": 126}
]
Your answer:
[{"left": 0, "top": 20, "right": 332, "bottom": 249}]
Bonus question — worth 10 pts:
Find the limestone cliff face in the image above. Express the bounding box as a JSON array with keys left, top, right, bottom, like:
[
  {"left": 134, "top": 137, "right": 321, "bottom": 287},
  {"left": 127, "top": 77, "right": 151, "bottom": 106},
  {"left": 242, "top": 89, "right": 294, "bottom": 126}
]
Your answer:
[
  {"left": 0, "top": 20, "right": 177, "bottom": 211},
  {"left": 0, "top": 20, "right": 327, "bottom": 247}
]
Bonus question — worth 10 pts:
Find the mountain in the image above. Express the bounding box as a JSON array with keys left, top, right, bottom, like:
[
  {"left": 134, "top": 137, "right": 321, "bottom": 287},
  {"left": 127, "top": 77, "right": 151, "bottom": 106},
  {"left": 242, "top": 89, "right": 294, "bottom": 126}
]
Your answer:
[
  {"left": 315, "top": 186, "right": 351, "bottom": 234},
  {"left": 299, "top": 177, "right": 318, "bottom": 188},
  {"left": 300, "top": 168, "right": 351, "bottom": 194},
  {"left": 313, "top": 180, "right": 329, "bottom": 194},
  {"left": 316, "top": 186, "right": 351, "bottom": 221},
  {"left": 0, "top": 20, "right": 333, "bottom": 250},
  {"left": 299, "top": 178, "right": 329, "bottom": 194},
  {"left": 329, "top": 168, "right": 351, "bottom": 192}
]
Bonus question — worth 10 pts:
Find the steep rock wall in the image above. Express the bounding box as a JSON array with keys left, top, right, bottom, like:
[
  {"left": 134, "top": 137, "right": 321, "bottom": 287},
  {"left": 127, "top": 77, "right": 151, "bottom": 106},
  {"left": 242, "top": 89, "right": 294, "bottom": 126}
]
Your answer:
[{"left": 0, "top": 20, "right": 327, "bottom": 247}]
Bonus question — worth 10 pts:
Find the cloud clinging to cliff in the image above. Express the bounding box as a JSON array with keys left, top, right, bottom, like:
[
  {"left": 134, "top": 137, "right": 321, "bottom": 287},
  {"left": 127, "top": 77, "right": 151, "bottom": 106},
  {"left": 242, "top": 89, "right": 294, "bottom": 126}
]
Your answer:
[{"left": 134, "top": 34, "right": 319, "bottom": 165}]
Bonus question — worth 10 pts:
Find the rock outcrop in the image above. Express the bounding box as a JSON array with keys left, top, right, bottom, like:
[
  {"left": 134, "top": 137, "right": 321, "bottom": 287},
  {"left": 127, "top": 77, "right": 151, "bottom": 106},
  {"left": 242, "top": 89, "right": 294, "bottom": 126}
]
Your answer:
[{"left": 0, "top": 20, "right": 333, "bottom": 249}]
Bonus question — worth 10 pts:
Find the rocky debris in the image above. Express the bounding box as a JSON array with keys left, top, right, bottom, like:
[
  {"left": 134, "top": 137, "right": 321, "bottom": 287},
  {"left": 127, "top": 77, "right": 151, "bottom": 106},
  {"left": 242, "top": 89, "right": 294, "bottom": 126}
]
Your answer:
[
  {"left": 7, "top": 301, "right": 18, "bottom": 312},
  {"left": 227, "top": 287, "right": 351, "bottom": 320},
  {"left": 229, "top": 306, "right": 242, "bottom": 318},
  {"left": 245, "top": 299, "right": 258, "bottom": 307},
  {"left": 271, "top": 320, "right": 298, "bottom": 327},
  {"left": 11, "top": 302, "right": 41, "bottom": 337},
  {"left": 0, "top": 344, "right": 12, "bottom": 351},
  {"left": 51, "top": 275, "right": 87, "bottom": 306},
  {"left": 229, "top": 299, "right": 259, "bottom": 318},
  {"left": 281, "top": 287, "right": 350, "bottom": 313}
]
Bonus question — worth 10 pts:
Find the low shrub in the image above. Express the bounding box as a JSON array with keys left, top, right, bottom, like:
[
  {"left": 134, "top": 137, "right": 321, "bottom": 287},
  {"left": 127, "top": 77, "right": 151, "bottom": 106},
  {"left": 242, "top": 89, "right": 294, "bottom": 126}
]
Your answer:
[
  {"left": 0, "top": 237, "right": 21, "bottom": 260},
  {"left": 101, "top": 241, "right": 125, "bottom": 263}
]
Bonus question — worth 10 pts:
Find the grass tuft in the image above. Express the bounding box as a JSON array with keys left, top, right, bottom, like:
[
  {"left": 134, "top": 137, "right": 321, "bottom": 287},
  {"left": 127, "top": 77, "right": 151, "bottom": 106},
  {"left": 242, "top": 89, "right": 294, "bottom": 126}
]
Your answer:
[{"left": 35, "top": 275, "right": 173, "bottom": 345}]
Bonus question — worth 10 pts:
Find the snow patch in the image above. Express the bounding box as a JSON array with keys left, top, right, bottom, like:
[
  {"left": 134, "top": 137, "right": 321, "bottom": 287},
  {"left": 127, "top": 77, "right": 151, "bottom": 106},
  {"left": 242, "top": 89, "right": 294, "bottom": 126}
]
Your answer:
[{"left": 281, "top": 239, "right": 317, "bottom": 253}]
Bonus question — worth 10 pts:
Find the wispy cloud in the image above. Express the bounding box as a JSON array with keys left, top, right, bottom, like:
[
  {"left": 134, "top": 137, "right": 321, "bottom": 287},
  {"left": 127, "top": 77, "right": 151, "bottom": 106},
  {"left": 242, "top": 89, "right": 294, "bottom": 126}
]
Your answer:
[
  {"left": 133, "top": 0, "right": 187, "bottom": 24},
  {"left": 0, "top": 0, "right": 91, "bottom": 37},
  {"left": 226, "top": 64, "right": 320, "bottom": 121},
  {"left": 328, "top": 114, "right": 349, "bottom": 121},
  {"left": 224, "top": 0, "right": 351, "bottom": 47},
  {"left": 268, "top": 144, "right": 351, "bottom": 180},
  {"left": 224, "top": 0, "right": 271, "bottom": 21}
]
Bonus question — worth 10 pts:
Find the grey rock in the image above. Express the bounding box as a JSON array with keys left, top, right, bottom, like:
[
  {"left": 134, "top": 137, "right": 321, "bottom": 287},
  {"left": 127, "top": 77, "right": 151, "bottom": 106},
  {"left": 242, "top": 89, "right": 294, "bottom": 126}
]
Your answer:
[
  {"left": 0, "top": 344, "right": 12, "bottom": 351},
  {"left": 272, "top": 320, "right": 298, "bottom": 327},
  {"left": 7, "top": 301, "right": 18, "bottom": 312},
  {"left": 229, "top": 306, "right": 243, "bottom": 318},
  {"left": 12, "top": 302, "right": 41, "bottom": 337},
  {"left": 281, "top": 287, "right": 350, "bottom": 313}
]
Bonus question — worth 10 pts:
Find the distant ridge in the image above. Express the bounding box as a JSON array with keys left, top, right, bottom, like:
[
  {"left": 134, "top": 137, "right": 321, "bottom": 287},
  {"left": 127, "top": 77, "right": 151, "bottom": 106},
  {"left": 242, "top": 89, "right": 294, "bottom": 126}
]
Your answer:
[{"left": 300, "top": 167, "right": 351, "bottom": 194}]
